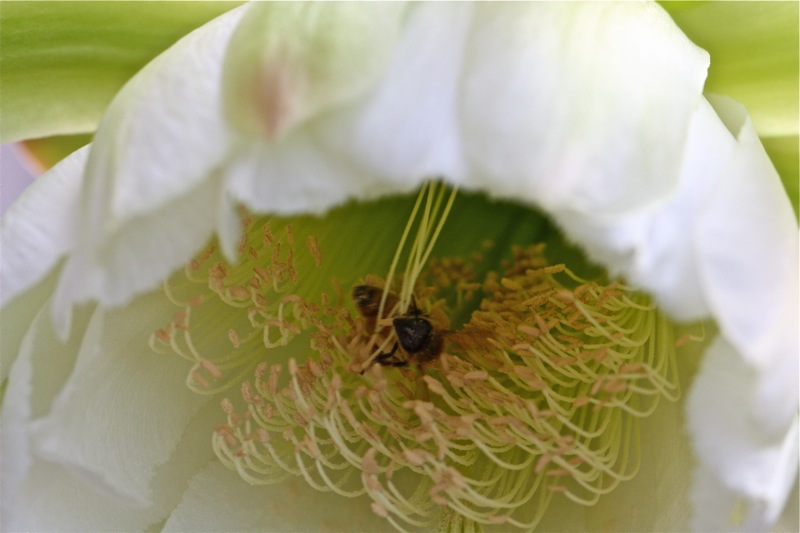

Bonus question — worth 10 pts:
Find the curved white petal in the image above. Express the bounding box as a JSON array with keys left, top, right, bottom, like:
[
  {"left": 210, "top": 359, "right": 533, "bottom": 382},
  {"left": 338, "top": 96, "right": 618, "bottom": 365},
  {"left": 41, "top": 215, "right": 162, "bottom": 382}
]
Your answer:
[
  {"left": 695, "top": 96, "right": 799, "bottom": 435},
  {"left": 3, "top": 288, "right": 233, "bottom": 531},
  {"left": 315, "top": 2, "right": 473, "bottom": 186},
  {"left": 224, "top": 132, "right": 376, "bottom": 216},
  {"left": 0, "top": 266, "right": 60, "bottom": 384},
  {"left": 45, "top": 6, "right": 247, "bottom": 329},
  {"left": 1, "top": 301, "right": 99, "bottom": 527},
  {"left": 774, "top": 480, "right": 799, "bottom": 532},
  {"left": 544, "top": 93, "right": 797, "bottom": 530},
  {"left": 6, "top": 389, "right": 219, "bottom": 532},
  {"left": 85, "top": 6, "right": 245, "bottom": 228},
  {"left": 52, "top": 173, "right": 223, "bottom": 335},
  {"left": 227, "top": 2, "right": 474, "bottom": 215},
  {"left": 460, "top": 2, "right": 709, "bottom": 214},
  {"left": 2, "top": 311, "right": 38, "bottom": 527},
  {"left": 0, "top": 145, "right": 87, "bottom": 307},
  {"left": 53, "top": 3, "right": 407, "bottom": 317},
  {"left": 687, "top": 337, "right": 799, "bottom": 531},
  {"left": 10, "top": 461, "right": 157, "bottom": 532},
  {"left": 50, "top": 2, "right": 715, "bottom": 323},
  {"left": 31, "top": 290, "right": 209, "bottom": 507},
  {"left": 1, "top": 300, "right": 158, "bottom": 532},
  {"left": 552, "top": 99, "right": 734, "bottom": 320},
  {"left": 223, "top": 2, "right": 407, "bottom": 140},
  {"left": 164, "top": 462, "right": 392, "bottom": 532}
]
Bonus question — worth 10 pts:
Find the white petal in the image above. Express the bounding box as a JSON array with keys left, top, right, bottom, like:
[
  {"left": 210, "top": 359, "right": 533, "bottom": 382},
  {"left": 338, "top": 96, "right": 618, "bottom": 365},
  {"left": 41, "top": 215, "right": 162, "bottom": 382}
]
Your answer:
[
  {"left": 1, "top": 298, "right": 99, "bottom": 518},
  {"left": 2, "top": 311, "right": 38, "bottom": 525},
  {"left": 231, "top": 2, "right": 708, "bottom": 220},
  {"left": 164, "top": 462, "right": 391, "bottom": 532},
  {"left": 461, "top": 2, "right": 709, "bottom": 214},
  {"left": 0, "top": 267, "right": 59, "bottom": 384},
  {"left": 773, "top": 479, "right": 799, "bottom": 532},
  {"left": 315, "top": 2, "right": 473, "bottom": 185},
  {"left": 223, "top": 2, "right": 406, "bottom": 140},
  {"left": 9, "top": 380, "right": 222, "bottom": 532},
  {"left": 47, "top": 7, "right": 248, "bottom": 327},
  {"left": 695, "top": 96, "right": 799, "bottom": 435},
  {"left": 52, "top": 173, "right": 222, "bottom": 335},
  {"left": 31, "top": 290, "right": 209, "bottom": 507},
  {"left": 86, "top": 6, "right": 245, "bottom": 227},
  {"left": 690, "top": 464, "right": 752, "bottom": 533},
  {"left": 1, "top": 299, "right": 160, "bottom": 532},
  {"left": 553, "top": 98, "right": 736, "bottom": 320},
  {"left": 214, "top": 175, "right": 243, "bottom": 263},
  {"left": 50, "top": 2, "right": 401, "bottom": 316},
  {"left": 226, "top": 2, "right": 472, "bottom": 215},
  {"left": 50, "top": 2, "right": 716, "bottom": 321},
  {"left": 544, "top": 91, "right": 797, "bottom": 486},
  {"left": 687, "top": 336, "right": 799, "bottom": 531},
  {"left": 10, "top": 461, "right": 158, "bottom": 532},
  {"left": 0, "top": 145, "right": 87, "bottom": 307},
  {"left": 225, "top": 132, "right": 376, "bottom": 216}
]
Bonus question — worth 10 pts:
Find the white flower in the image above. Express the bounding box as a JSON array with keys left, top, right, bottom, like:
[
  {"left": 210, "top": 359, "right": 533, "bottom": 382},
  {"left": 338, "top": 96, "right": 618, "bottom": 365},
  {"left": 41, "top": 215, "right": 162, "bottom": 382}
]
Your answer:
[{"left": 2, "top": 2, "right": 797, "bottom": 531}]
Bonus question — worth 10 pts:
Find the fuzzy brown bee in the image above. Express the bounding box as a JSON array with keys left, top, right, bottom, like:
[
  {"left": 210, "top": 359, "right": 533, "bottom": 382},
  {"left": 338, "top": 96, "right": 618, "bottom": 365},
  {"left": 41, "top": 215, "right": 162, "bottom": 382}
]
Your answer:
[
  {"left": 352, "top": 285, "right": 445, "bottom": 370},
  {"left": 352, "top": 284, "right": 398, "bottom": 335}
]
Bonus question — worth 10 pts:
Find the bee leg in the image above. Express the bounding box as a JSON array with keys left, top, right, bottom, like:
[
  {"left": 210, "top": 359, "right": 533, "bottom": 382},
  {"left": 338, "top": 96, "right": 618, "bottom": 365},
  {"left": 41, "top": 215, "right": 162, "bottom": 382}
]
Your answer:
[
  {"left": 382, "top": 358, "right": 409, "bottom": 368},
  {"left": 376, "top": 343, "right": 409, "bottom": 368},
  {"left": 360, "top": 343, "right": 402, "bottom": 374},
  {"left": 375, "top": 342, "right": 399, "bottom": 364}
]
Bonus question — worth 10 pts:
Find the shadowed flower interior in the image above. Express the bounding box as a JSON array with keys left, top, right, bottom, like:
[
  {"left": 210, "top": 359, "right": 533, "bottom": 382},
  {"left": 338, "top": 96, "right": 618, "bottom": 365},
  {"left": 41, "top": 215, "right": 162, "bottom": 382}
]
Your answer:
[{"left": 150, "top": 184, "right": 698, "bottom": 531}]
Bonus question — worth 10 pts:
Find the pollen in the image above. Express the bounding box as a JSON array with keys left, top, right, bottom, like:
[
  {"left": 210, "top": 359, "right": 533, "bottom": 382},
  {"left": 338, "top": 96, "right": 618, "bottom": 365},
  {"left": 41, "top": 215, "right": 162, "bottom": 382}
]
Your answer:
[{"left": 154, "top": 185, "right": 698, "bottom": 532}]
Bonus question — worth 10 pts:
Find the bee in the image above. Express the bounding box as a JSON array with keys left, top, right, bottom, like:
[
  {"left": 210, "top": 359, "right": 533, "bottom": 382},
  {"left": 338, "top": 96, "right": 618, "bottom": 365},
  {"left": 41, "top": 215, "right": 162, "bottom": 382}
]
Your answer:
[
  {"left": 352, "top": 284, "right": 399, "bottom": 335},
  {"left": 352, "top": 284, "right": 445, "bottom": 371}
]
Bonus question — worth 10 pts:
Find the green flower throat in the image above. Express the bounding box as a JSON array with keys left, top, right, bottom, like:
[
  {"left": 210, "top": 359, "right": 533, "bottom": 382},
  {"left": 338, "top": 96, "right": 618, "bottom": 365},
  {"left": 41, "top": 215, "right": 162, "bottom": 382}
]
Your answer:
[{"left": 151, "top": 183, "right": 694, "bottom": 531}]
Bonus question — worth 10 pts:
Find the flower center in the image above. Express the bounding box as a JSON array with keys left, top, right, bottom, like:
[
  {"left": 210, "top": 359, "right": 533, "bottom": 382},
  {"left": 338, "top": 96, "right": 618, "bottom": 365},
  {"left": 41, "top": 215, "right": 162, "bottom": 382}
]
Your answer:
[{"left": 152, "top": 185, "right": 698, "bottom": 531}]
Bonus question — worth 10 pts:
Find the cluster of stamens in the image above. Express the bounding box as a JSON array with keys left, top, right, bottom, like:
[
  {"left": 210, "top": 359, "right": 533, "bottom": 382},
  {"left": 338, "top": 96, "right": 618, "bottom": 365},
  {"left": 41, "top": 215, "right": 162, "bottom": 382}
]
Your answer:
[
  {"left": 152, "top": 186, "right": 692, "bottom": 531},
  {"left": 150, "top": 215, "right": 321, "bottom": 394}
]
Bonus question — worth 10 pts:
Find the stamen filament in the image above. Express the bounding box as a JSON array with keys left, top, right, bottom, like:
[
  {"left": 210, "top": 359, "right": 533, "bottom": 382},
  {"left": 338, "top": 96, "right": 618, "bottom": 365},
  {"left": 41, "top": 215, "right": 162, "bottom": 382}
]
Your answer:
[{"left": 155, "top": 187, "right": 697, "bottom": 531}]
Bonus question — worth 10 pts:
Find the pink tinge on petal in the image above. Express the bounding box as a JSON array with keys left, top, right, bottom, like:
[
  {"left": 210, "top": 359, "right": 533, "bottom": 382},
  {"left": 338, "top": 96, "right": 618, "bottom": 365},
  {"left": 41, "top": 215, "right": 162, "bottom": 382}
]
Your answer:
[
  {"left": 253, "top": 50, "right": 304, "bottom": 140},
  {"left": 223, "top": 3, "right": 406, "bottom": 141}
]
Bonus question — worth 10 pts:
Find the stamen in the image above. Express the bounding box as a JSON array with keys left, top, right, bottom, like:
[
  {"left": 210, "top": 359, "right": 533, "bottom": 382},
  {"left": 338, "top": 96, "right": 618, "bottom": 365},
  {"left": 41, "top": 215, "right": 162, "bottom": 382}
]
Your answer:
[
  {"left": 155, "top": 186, "right": 700, "bottom": 531},
  {"left": 150, "top": 217, "right": 320, "bottom": 394},
  {"left": 209, "top": 237, "right": 690, "bottom": 530}
]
